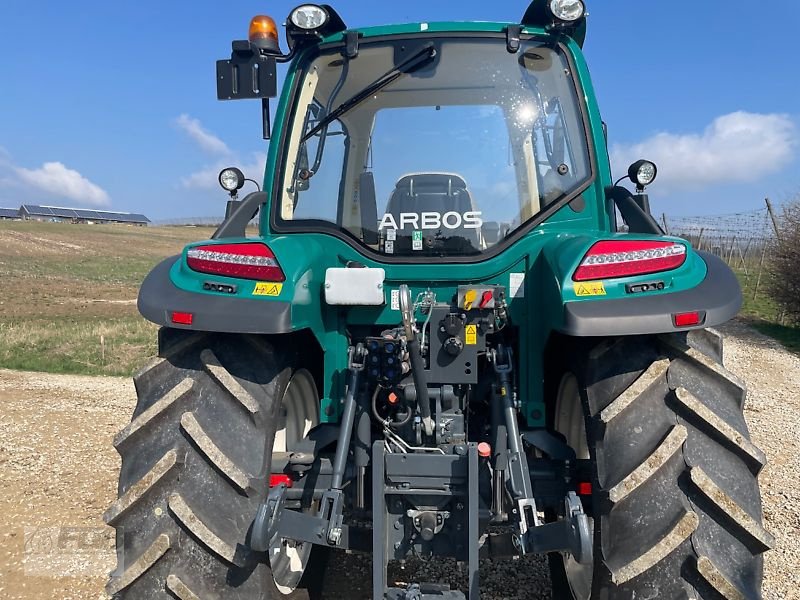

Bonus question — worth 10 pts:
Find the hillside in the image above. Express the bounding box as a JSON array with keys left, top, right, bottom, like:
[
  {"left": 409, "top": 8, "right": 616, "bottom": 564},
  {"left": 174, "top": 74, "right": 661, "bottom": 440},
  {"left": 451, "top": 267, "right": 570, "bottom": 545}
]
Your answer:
[{"left": 0, "top": 221, "right": 216, "bottom": 376}]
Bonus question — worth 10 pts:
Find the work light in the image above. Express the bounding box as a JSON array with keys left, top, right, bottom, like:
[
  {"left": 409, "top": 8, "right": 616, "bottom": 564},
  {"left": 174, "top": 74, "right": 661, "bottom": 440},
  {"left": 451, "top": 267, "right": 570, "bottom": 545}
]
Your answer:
[
  {"left": 219, "top": 167, "right": 245, "bottom": 193},
  {"left": 628, "top": 160, "right": 658, "bottom": 189},
  {"left": 289, "top": 5, "right": 329, "bottom": 30},
  {"left": 548, "top": 0, "right": 586, "bottom": 22}
]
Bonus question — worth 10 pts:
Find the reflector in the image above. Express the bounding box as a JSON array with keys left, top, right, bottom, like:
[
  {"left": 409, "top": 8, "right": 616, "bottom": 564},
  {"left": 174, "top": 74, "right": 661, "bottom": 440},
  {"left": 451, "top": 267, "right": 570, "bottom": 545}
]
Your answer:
[
  {"left": 269, "top": 474, "right": 293, "bottom": 488},
  {"left": 171, "top": 311, "right": 194, "bottom": 325},
  {"left": 673, "top": 312, "right": 703, "bottom": 328}
]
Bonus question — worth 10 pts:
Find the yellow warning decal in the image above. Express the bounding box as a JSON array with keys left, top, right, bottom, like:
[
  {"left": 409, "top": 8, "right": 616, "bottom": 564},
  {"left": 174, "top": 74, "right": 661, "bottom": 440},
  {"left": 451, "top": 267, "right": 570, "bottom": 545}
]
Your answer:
[
  {"left": 574, "top": 281, "right": 606, "bottom": 297},
  {"left": 465, "top": 324, "right": 478, "bottom": 345},
  {"left": 253, "top": 282, "right": 283, "bottom": 297}
]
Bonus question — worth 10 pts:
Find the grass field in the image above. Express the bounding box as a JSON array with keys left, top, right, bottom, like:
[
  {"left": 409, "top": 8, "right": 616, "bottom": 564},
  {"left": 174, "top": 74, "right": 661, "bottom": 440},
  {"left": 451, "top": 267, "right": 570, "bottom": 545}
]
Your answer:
[
  {"left": 734, "top": 267, "right": 800, "bottom": 354},
  {"left": 0, "top": 221, "right": 797, "bottom": 377},
  {"left": 0, "top": 221, "right": 215, "bottom": 376}
]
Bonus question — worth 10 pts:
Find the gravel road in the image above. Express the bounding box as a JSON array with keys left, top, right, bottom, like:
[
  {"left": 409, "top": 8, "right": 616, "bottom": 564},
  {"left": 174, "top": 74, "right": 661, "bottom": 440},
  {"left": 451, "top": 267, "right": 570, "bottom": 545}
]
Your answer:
[{"left": 0, "top": 321, "right": 797, "bottom": 599}]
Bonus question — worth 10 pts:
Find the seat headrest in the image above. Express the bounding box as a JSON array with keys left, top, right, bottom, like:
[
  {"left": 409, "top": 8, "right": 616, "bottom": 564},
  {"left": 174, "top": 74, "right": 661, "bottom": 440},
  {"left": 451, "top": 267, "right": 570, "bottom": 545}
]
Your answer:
[{"left": 394, "top": 173, "right": 468, "bottom": 196}]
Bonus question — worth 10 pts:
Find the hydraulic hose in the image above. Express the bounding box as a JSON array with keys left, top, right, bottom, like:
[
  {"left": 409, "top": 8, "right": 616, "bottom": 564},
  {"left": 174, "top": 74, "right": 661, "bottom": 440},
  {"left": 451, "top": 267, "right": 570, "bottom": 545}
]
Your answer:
[{"left": 399, "top": 285, "right": 434, "bottom": 436}]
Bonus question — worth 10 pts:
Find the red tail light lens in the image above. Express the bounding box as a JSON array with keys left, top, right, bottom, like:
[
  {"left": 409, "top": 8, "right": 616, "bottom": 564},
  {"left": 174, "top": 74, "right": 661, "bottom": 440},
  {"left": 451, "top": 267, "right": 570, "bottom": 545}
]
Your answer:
[
  {"left": 573, "top": 240, "right": 687, "bottom": 282},
  {"left": 187, "top": 243, "right": 285, "bottom": 282}
]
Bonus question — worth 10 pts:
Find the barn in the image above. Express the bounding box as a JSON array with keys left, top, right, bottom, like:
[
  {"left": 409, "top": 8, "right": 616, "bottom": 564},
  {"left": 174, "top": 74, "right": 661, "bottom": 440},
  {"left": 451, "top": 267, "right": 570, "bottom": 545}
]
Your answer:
[{"left": 18, "top": 205, "right": 150, "bottom": 226}]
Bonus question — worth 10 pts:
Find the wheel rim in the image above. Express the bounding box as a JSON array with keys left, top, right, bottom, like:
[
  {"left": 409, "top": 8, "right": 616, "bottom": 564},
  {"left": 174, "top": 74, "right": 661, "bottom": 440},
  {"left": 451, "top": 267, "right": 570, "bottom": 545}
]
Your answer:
[
  {"left": 554, "top": 373, "right": 593, "bottom": 600},
  {"left": 269, "top": 370, "right": 319, "bottom": 594}
]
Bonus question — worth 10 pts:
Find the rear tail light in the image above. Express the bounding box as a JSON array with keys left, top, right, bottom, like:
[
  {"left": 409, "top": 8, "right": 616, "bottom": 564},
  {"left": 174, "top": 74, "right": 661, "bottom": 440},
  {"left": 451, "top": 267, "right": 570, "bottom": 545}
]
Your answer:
[
  {"left": 187, "top": 243, "right": 285, "bottom": 281},
  {"left": 573, "top": 240, "right": 686, "bottom": 281}
]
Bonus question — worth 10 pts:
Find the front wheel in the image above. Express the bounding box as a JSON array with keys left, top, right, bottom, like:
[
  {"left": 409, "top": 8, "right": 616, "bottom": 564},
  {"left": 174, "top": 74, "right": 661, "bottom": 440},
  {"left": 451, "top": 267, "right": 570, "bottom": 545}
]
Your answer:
[
  {"left": 548, "top": 330, "right": 773, "bottom": 599},
  {"left": 104, "top": 331, "right": 327, "bottom": 599}
]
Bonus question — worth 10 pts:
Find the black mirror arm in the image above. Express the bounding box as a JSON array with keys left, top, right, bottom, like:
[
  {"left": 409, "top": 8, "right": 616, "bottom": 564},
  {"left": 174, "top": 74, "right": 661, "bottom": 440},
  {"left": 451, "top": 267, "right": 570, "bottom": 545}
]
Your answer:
[
  {"left": 606, "top": 186, "right": 663, "bottom": 235},
  {"left": 212, "top": 191, "right": 267, "bottom": 239}
]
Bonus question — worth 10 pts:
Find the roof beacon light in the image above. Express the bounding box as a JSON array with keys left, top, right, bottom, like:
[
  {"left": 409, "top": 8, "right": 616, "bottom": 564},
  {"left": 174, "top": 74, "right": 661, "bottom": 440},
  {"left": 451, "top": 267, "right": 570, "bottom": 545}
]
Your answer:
[
  {"left": 248, "top": 15, "right": 281, "bottom": 53},
  {"left": 289, "top": 5, "right": 329, "bottom": 30},
  {"left": 549, "top": 0, "right": 586, "bottom": 22}
]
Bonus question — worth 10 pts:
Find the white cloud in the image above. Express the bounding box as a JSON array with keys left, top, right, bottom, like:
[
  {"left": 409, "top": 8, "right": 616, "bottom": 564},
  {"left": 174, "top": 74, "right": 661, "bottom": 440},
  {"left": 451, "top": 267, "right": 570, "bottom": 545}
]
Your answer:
[
  {"left": 13, "top": 161, "right": 111, "bottom": 207},
  {"left": 175, "top": 114, "right": 232, "bottom": 156},
  {"left": 611, "top": 112, "right": 796, "bottom": 191},
  {"left": 181, "top": 152, "right": 267, "bottom": 191}
]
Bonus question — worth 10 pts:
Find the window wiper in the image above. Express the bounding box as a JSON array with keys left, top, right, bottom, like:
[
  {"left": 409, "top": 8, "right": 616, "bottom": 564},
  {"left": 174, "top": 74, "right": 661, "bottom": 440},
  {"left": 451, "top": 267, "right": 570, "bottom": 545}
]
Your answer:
[{"left": 302, "top": 44, "right": 437, "bottom": 142}]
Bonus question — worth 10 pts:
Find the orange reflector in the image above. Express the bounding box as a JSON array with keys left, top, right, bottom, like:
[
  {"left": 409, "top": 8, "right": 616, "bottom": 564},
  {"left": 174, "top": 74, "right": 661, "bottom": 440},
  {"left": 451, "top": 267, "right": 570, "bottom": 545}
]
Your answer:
[
  {"left": 477, "top": 442, "right": 492, "bottom": 458},
  {"left": 673, "top": 311, "right": 703, "bottom": 328},
  {"left": 269, "top": 474, "right": 293, "bottom": 488},
  {"left": 387, "top": 392, "right": 399, "bottom": 405},
  {"left": 171, "top": 311, "right": 193, "bottom": 325},
  {"left": 577, "top": 482, "right": 592, "bottom": 496},
  {"left": 248, "top": 15, "right": 280, "bottom": 52}
]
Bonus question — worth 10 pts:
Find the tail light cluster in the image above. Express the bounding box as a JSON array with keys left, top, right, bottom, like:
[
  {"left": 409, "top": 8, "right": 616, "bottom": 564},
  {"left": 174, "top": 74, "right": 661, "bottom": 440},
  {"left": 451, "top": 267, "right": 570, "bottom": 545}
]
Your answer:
[
  {"left": 187, "top": 243, "right": 285, "bottom": 282},
  {"left": 573, "top": 240, "right": 687, "bottom": 282}
]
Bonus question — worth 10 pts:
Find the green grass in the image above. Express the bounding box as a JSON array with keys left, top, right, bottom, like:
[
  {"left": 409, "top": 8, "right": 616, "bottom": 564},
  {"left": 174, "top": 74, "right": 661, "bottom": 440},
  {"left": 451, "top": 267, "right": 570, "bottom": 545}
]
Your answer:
[
  {"left": 0, "top": 317, "right": 159, "bottom": 377},
  {"left": 0, "top": 221, "right": 215, "bottom": 376},
  {"left": 734, "top": 267, "right": 800, "bottom": 354}
]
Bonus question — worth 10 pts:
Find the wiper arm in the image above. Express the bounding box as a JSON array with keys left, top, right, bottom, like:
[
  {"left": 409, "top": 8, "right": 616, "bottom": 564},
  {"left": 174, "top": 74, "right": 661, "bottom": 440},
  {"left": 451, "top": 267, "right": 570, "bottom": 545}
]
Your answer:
[{"left": 303, "top": 44, "right": 437, "bottom": 142}]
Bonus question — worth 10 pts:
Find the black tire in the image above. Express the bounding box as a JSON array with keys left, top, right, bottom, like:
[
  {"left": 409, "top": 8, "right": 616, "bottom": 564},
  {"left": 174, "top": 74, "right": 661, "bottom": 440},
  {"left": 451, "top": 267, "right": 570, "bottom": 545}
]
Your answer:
[
  {"left": 548, "top": 328, "right": 774, "bottom": 599},
  {"left": 105, "top": 330, "right": 327, "bottom": 599}
]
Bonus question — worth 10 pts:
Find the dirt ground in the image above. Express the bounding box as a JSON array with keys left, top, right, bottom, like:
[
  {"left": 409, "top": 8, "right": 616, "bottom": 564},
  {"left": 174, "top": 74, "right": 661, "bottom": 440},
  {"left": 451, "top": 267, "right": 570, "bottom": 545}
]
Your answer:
[{"left": 0, "top": 321, "right": 797, "bottom": 599}]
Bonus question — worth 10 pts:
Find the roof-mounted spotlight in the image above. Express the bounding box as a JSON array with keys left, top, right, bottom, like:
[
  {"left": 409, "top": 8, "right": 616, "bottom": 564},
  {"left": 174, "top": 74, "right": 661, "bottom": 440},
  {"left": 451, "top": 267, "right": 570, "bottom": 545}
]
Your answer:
[
  {"left": 521, "top": 0, "right": 588, "bottom": 47},
  {"left": 286, "top": 4, "right": 347, "bottom": 50},
  {"left": 548, "top": 0, "right": 585, "bottom": 23},
  {"left": 628, "top": 160, "right": 658, "bottom": 191}
]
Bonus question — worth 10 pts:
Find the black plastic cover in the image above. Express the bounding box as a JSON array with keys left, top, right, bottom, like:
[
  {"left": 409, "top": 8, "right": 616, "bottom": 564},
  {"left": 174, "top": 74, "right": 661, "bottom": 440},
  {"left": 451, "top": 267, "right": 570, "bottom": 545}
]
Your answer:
[
  {"left": 138, "top": 256, "right": 293, "bottom": 334},
  {"left": 559, "top": 252, "right": 742, "bottom": 337}
]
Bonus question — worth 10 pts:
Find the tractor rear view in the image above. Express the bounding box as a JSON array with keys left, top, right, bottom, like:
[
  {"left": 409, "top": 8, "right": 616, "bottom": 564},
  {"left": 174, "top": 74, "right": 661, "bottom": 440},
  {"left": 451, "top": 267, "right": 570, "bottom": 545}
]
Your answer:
[{"left": 106, "top": 2, "right": 773, "bottom": 598}]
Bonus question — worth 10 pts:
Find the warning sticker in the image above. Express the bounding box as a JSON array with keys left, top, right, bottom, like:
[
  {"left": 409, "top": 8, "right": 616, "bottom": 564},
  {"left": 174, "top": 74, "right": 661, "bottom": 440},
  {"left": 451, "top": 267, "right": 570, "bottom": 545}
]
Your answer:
[
  {"left": 465, "top": 324, "right": 478, "bottom": 345},
  {"left": 574, "top": 281, "right": 606, "bottom": 297},
  {"left": 385, "top": 240, "right": 394, "bottom": 254},
  {"left": 412, "top": 231, "right": 423, "bottom": 251},
  {"left": 253, "top": 282, "right": 283, "bottom": 297},
  {"left": 386, "top": 228, "right": 397, "bottom": 242},
  {"left": 391, "top": 289, "right": 400, "bottom": 311}
]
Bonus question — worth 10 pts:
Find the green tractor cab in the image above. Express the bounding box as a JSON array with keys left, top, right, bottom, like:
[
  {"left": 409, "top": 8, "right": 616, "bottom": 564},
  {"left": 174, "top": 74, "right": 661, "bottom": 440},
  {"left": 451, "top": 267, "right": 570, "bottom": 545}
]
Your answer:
[{"left": 109, "top": 2, "right": 772, "bottom": 599}]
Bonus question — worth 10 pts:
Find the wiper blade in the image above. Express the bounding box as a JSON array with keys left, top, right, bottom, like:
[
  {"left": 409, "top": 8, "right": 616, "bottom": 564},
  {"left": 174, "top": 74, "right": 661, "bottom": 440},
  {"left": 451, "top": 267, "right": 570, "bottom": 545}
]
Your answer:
[{"left": 303, "top": 44, "right": 437, "bottom": 142}]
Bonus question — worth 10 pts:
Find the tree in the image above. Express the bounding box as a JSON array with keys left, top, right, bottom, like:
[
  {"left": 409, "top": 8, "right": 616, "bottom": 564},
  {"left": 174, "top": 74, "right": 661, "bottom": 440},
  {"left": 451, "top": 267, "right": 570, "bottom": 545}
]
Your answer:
[{"left": 766, "top": 198, "right": 800, "bottom": 324}]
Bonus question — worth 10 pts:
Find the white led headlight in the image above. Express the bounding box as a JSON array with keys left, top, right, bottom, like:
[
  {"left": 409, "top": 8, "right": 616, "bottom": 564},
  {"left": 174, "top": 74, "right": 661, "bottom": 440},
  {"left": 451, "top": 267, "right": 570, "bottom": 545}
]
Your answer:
[
  {"left": 628, "top": 160, "right": 658, "bottom": 188},
  {"left": 289, "top": 5, "right": 329, "bottom": 30},
  {"left": 548, "top": 0, "right": 586, "bottom": 22},
  {"left": 219, "top": 167, "right": 245, "bottom": 192}
]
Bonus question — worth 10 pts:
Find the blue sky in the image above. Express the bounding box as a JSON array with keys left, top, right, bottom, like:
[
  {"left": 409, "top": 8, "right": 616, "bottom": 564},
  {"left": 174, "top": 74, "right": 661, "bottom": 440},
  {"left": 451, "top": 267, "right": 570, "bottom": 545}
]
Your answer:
[{"left": 0, "top": 1, "right": 798, "bottom": 220}]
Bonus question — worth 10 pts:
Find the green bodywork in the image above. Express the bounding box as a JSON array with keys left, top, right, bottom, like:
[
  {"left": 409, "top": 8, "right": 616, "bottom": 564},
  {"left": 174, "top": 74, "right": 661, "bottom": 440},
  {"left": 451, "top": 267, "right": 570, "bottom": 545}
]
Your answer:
[{"left": 167, "top": 21, "right": 709, "bottom": 425}]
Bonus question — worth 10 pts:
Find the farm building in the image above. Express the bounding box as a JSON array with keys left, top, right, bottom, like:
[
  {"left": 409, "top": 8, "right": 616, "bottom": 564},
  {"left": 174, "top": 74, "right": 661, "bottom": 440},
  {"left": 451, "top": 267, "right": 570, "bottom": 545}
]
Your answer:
[
  {"left": 0, "top": 208, "right": 21, "bottom": 220},
  {"left": 18, "top": 205, "right": 150, "bottom": 226}
]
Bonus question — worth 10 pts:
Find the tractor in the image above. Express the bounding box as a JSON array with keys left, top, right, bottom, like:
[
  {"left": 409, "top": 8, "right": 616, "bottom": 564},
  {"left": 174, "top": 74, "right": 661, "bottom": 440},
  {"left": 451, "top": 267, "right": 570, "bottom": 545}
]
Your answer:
[{"left": 105, "top": 2, "right": 773, "bottom": 598}]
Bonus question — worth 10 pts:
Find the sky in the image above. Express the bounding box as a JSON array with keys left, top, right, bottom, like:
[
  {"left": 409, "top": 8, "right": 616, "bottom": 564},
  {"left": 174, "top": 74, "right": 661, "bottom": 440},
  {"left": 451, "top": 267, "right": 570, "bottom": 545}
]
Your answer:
[{"left": 0, "top": 1, "right": 798, "bottom": 221}]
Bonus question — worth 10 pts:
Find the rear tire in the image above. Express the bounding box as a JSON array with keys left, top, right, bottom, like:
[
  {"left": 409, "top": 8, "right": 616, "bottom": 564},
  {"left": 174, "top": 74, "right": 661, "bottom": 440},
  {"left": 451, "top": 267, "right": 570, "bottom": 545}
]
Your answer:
[
  {"left": 548, "top": 329, "right": 773, "bottom": 599},
  {"left": 105, "top": 331, "right": 327, "bottom": 599}
]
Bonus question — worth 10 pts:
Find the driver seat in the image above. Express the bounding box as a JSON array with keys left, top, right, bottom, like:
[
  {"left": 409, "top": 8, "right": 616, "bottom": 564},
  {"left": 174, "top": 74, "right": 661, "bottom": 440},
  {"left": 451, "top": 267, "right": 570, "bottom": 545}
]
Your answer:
[{"left": 385, "top": 173, "right": 480, "bottom": 249}]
